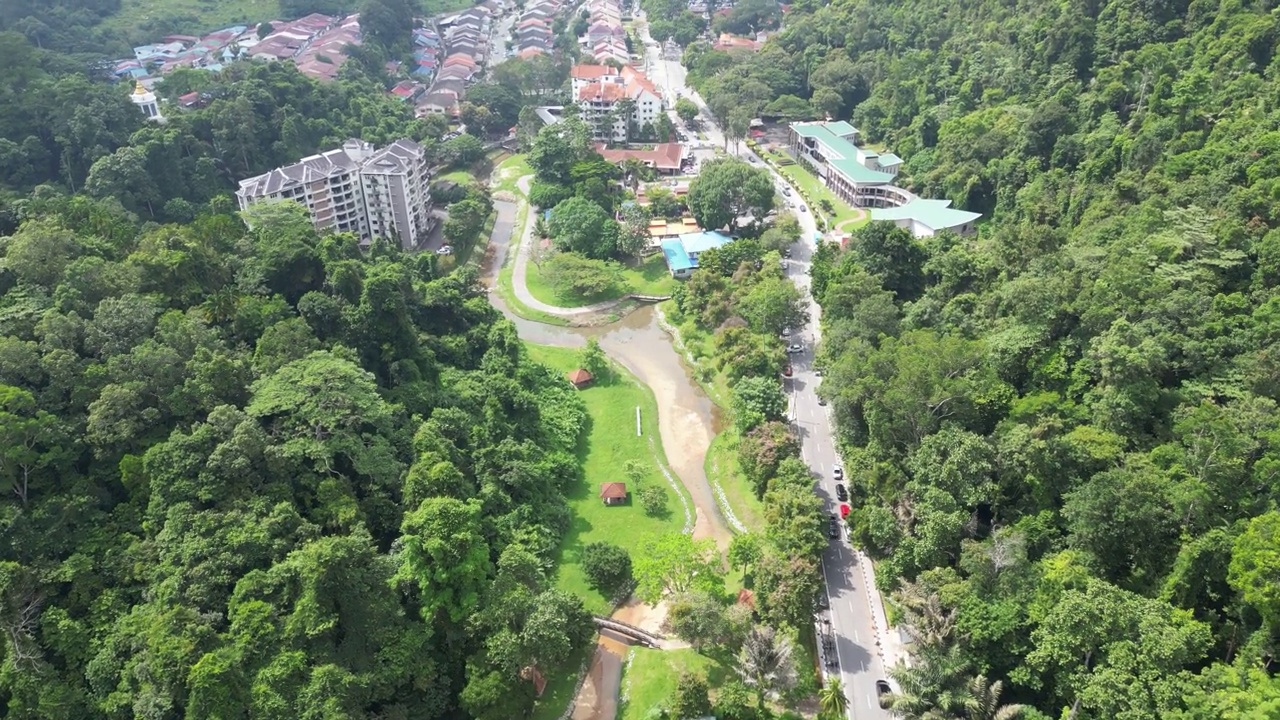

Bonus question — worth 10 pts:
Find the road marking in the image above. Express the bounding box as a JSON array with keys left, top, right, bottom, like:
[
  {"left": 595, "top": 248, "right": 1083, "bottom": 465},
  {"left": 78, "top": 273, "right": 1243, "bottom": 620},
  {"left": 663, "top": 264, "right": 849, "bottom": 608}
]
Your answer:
[
  {"left": 868, "top": 695, "right": 874, "bottom": 709},
  {"left": 854, "top": 630, "right": 859, "bottom": 643}
]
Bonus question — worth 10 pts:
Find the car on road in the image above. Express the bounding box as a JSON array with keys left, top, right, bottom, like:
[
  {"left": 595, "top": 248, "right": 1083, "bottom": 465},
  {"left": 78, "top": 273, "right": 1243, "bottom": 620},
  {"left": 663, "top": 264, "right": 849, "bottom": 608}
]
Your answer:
[
  {"left": 786, "top": 343, "right": 803, "bottom": 354},
  {"left": 782, "top": 186, "right": 792, "bottom": 196},
  {"left": 799, "top": 204, "right": 808, "bottom": 212},
  {"left": 748, "top": 155, "right": 756, "bottom": 162},
  {"left": 840, "top": 503, "right": 850, "bottom": 518},
  {"left": 876, "top": 680, "right": 892, "bottom": 708},
  {"left": 817, "top": 396, "right": 827, "bottom": 406},
  {"left": 780, "top": 327, "right": 791, "bottom": 337},
  {"left": 835, "top": 483, "right": 848, "bottom": 501},
  {"left": 833, "top": 466, "right": 843, "bottom": 480},
  {"left": 828, "top": 515, "right": 841, "bottom": 538},
  {"left": 781, "top": 247, "right": 792, "bottom": 258},
  {"left": 782, "top": 364, "right": 793, "bottom": 377},
  {"left": 436, "top": 245, "right": 454, "bottom": 255}
]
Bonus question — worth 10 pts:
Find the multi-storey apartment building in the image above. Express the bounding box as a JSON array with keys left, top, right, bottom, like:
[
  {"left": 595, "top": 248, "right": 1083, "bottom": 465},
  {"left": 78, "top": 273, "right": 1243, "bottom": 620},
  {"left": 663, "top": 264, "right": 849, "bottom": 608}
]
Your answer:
[
  {"left": 236, "top": 138, "right": 434, "bottom": 249},
  {"left": 571, "top": 64, "right": 664, "bottom": 142}
]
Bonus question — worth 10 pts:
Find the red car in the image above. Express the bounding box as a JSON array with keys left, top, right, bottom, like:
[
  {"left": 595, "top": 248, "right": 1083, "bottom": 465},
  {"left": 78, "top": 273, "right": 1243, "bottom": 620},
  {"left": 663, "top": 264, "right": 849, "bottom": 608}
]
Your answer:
[
  {"left": 782, "top": 364, "right": 793, "bottom": 377},
  {"left": 839, "top": 504, "right": 851, "bottom": 518}
]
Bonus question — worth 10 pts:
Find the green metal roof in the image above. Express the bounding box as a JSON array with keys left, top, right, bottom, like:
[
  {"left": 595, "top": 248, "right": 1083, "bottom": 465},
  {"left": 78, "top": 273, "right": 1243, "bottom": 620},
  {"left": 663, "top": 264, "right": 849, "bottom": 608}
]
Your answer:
[
  {"left": 793, "top": 121, "right": 893, "bottom": 184},
  {"left": 824, "top": 120, "right": 858, "bottom": 137},
  {"left": 830, "top": 157, "right": 895, "bottom": 184},
  {"left": 870, "top": 199, "right": 981, "bottom": 231},
  {"left": 878, "top": 152, "right": 903, "bottom": 166}
]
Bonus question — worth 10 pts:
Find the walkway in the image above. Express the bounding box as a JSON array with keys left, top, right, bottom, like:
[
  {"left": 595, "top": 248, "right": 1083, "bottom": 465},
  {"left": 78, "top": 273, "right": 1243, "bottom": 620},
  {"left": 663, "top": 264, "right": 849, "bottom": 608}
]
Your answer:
[
  {"left": 833, "top": 210, "right": 869, "bottom": 234},
  {"left": 509, "top": 175, "right": 631, "bottom": 317}
]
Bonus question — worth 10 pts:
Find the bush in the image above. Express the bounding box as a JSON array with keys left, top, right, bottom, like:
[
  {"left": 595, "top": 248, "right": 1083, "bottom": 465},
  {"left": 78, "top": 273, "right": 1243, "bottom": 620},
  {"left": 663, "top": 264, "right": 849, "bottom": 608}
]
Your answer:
[
  {"left": 639, "top": 485, "right": 669, "bottom": 517},
  {"left": 581, "top": 541, "right": 633, "bottom": 596}
]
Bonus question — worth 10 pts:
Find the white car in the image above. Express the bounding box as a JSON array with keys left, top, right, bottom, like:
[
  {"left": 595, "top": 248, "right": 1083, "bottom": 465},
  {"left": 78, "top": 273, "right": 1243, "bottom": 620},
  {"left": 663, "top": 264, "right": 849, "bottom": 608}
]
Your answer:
[
  {"left": 786, "top": 344, "right": 803, "bottom": 354},
  {"left": 436, "top": 245, "right": 454, "bottom": 255}
]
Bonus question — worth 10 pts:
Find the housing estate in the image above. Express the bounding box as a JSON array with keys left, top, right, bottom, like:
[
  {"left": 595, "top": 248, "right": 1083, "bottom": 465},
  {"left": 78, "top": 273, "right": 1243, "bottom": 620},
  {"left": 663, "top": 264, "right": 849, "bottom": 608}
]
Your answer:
[
  {"left": 788, "top": 120, "right": 979, "bottom": 237},
  {"left": 571, "top": 64, "right": 664, "bottom": 142},
  {"left": 236, "top": 139, "right": 435, "bottom": 250}
]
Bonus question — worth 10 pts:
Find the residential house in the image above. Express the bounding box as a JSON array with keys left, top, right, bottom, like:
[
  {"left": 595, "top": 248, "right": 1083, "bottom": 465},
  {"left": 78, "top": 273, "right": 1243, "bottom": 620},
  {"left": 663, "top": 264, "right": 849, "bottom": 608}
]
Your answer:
[
  {"left": 660, "top": 231, "right": 733, "bottom": 278},
  {"left": 595, "top": 142, "right": 684, "bottom": 174}
]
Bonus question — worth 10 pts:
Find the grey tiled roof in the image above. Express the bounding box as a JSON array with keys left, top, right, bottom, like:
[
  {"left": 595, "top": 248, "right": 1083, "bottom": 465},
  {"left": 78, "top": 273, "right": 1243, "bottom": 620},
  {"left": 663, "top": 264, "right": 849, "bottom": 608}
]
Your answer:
[
  {"left": 237, "top": 147, "right": 360, "bottom": 197},
  {"left": 361, "top": 139, "right": 424, "bottom": 175}
]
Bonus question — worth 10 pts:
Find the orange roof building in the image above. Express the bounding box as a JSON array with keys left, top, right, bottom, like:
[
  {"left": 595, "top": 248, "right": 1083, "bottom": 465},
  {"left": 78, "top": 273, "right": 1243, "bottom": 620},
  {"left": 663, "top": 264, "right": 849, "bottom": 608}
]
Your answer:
[{"left": 600, "top": 482, "right": 628, "bottom": 505}]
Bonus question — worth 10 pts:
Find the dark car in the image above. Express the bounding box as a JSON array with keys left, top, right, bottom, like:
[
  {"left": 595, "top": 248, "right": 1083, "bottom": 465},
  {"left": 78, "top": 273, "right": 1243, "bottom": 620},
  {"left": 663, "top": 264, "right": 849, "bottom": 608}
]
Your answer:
[
  {"left": 828, "top": 514, "right": 841, "bottom": 538},
  {"left": 781, "top": 247, "right": 792, "bottom": 258},
  {"left": 817, "top": 396, "right": 827, "bottom": 406},
  {"left": 835, "top": 483, "right": 848, "bottom": 501},
  {"left": 876, "top": 680, "right": 892, "bottom": 708},
  {"left": 782, "top": 364, "right": 793, "bottom": 377}
]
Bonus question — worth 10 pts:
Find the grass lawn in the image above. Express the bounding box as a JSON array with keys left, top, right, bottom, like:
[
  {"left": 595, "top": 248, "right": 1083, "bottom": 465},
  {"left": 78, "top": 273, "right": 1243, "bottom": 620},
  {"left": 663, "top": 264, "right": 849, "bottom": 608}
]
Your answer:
[
  {"left": 107, "top": 0, "right": 472, "bottom": 40},
  {"left": 704, "top": 427, "right": 765, "bottom": 532},
  {"left": 105, "top": 0, "right": 276, "bottom": 39},
  {"left": 437, "top": 167, "right": 475, "bottom": 186},
  {"left": 525, "top": 252, "right": 677, "bottom": 309},
  {"left": 524, "top": 344, "right": 693, "bottom": 616},
  {"left": 762, "top": 148, "right": 869, "bottom": 232},
  {"left": 619, "top": 647, "right": 735, "bottom": 720},
  {"left": 530, "top": 644, "right": 593, "bottom": 720},
  {"left": 494, "top": 154, "right": 533, "bottom": 196}
]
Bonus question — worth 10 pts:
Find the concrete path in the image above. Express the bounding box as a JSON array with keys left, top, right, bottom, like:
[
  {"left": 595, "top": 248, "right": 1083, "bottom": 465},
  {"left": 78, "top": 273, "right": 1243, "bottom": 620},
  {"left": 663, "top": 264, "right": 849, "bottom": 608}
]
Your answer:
[{"left": 509, "top": 175, "right": 631, "bottom": 317}]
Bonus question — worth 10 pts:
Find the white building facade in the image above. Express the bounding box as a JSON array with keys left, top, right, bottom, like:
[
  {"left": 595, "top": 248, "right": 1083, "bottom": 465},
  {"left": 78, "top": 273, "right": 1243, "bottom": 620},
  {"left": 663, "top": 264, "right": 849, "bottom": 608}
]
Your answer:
[
  {"left": 236, "top": 138, "right": 434, "bottom": 249},
  {"left": 571, "top": 64, "right": 663, "bottom": 142}
]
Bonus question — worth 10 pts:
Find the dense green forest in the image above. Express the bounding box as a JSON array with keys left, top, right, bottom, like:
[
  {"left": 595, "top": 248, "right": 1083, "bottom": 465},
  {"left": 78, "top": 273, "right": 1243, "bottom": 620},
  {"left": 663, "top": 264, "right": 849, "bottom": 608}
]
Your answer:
[
  {"left": 0, "top": 195, "right": 599, "bottom": 718},
  {"left": 670, "top": 0, "right": 1280, "bottom": 717}
]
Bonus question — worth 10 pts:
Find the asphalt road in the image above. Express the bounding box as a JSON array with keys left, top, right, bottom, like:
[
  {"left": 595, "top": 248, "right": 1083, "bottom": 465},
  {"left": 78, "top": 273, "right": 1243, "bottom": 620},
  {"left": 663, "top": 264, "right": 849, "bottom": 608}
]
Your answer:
[{"left": 638, "top": 22, "right": 895, "bottom": 719}]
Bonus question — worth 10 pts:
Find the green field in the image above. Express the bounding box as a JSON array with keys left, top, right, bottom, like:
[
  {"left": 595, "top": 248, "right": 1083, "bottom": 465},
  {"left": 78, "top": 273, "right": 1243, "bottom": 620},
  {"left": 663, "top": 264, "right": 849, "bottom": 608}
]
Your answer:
[
  {"left": 524, "top": 344, "right": 692, "bottom": 615},
  {"left": 619, "top": 647, "right": 734, "bottom": 720},
  {"left": 704, "top": 427, "right": 765, "bottom": 532},
  {"left": 524, "top": 252, "right": 678, "bottom": 308},
  {"left": 106, "top": 0, "right": 471, "bottom": 39},
  {"left": 762, "top": 148, "right": 869, "bottom": 231},
  {"left": 493, "top": 154, "right": 533, "bottom": 196}
]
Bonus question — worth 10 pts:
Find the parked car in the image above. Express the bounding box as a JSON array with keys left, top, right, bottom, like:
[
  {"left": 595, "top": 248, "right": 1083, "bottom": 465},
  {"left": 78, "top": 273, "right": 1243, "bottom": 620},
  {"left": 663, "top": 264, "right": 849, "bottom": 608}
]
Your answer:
[
  {"left": 817, "top": 396, "right": 827, "bottom": 406},
  {"left": 780, "top": 327, "right": 791, "bottom": 337},
  {"left": 781, "top": 247, "right": 792, "bottom": 258},
  {"left": 876, "top": 681, "right": 892, "bottom": 709},
  {"left": 828, "top": 515, "right": 841, "bottom": 538},
  {"left": 786, "top": 343, "right": 803, "bottom": 354},
  {"left": 835, "top": 483, "right": 848, "bottom": 501},
  {"left": 436, "top": 245, "right": 454, "bottom": 255},
  {"left": 833, "top": 466, "right": 843, "bottom": 480},
  {"left": 799, "top": 204, "right": 808, "bottom": 212},
  {"left": 782, "top": 364, "right": 793, "bottom": 377},
  {"left": 840, "top": 503, "right": 851, "bottom": 518},
  {"left": 782, "top": 186, "right": 792, "bottom": 196}
]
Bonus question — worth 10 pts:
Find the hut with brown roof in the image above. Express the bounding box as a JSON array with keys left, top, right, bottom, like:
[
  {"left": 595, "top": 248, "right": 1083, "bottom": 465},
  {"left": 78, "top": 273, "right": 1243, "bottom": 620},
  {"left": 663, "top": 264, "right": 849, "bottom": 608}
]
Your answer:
[
  {"left": 600, "top": 482, "right": 628, "bottom": 505},
  {"left": 567, "top": 368, "right": 594, "bottom": 389}
]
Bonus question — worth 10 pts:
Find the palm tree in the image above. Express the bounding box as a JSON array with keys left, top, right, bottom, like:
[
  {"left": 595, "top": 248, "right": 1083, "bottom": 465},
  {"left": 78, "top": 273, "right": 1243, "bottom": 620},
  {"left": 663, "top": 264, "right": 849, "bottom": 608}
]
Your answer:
[
  {"left": 965, "top": 675, "right": 1025, "bottom": 720},
  {"left": 886, "top": 646, "right": 970, "bottom": 719},
  {"left": 735, "top": 626, "right": 797, "bottom": 710},
  {"left": 892, "top": 578, "right": 956, "bottom": 652},
  {"left": 818, "top": 677, "right": 848, "bottom": 718}
]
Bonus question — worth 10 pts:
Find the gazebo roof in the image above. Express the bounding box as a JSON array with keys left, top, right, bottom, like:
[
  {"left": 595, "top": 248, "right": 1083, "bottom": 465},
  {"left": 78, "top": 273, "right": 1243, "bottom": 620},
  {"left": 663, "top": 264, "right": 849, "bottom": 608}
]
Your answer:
[
  {"left": 599, "top": 482, "right": 627, "bottom": 499},
  {"left": 567, "top": 368, "right": 593, "bottom": 384}
]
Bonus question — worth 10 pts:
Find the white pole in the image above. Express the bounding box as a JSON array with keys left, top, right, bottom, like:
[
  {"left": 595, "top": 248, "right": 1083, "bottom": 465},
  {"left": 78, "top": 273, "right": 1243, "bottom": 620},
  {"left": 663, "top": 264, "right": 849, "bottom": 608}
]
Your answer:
[{"left": 636, "top": 406, "right": 642, "bottom": 436}]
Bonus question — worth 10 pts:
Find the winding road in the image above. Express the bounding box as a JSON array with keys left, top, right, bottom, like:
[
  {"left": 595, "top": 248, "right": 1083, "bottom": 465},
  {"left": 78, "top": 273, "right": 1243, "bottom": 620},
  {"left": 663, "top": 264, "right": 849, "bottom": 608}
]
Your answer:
[{"left": 639, "top": 17, "right": 903, "bottom": 719}]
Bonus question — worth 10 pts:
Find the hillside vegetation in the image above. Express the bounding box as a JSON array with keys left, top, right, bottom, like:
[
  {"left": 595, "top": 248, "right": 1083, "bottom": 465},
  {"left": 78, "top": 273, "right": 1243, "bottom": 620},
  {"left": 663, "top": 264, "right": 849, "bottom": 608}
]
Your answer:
[
  {"left": 0, "top": 197, "right": 598, "bottom": 719},
  {"left": 703, "top": 0, "right": 1280, "bottom": 717}
]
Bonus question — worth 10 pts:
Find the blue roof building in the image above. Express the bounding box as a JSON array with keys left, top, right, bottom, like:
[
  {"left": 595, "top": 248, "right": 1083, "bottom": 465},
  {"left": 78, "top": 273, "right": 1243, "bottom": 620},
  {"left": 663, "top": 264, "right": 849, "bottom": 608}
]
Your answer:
[{"left": 661, "top": 231, "right": 733, "bottom": 278}]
